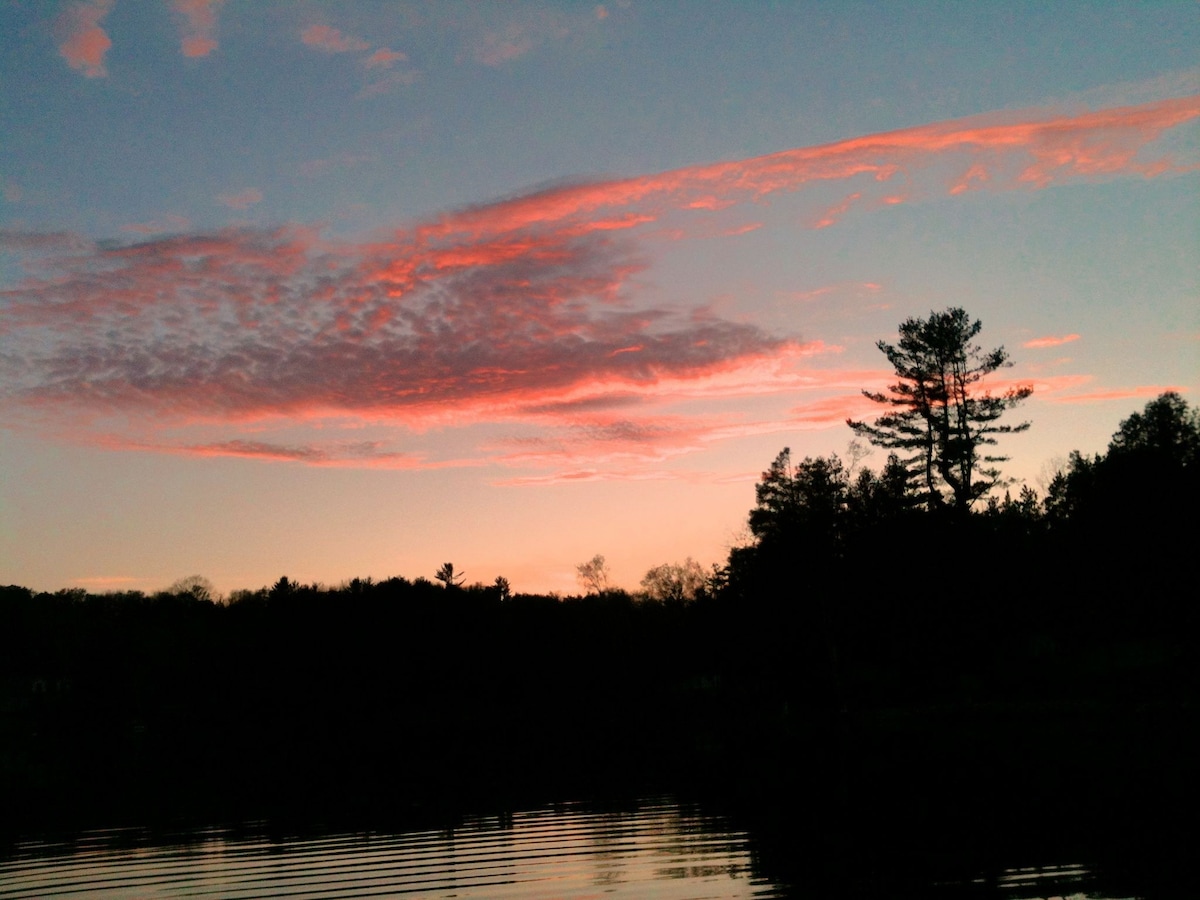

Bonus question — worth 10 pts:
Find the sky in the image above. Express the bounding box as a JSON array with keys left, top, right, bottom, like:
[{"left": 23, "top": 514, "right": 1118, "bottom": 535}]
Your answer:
[{"left": 1, "top": 1, "right": 1197, "bottom": 597}]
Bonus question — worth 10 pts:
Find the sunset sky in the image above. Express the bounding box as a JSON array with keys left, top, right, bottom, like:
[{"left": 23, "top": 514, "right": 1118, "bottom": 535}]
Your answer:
[{"left": 2, "top": 2, "right": 1197, "bottom": 596}]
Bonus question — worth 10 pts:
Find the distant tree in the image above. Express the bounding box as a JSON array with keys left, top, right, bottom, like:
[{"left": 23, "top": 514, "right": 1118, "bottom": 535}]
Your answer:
[
  {"left": 435, "top": 563, "right": 465, "bottom": 589},
  {"left": 1044, "top": 392, "right": 1200, "bottom": 525},
  {"left": 575, "top": 555, "right": 610, "bottom": 595},
  {"left": 227, "top": 587, "right": 267, "bottom": 607},
  {"left": 748, "top": 449, "right": 849, "bottom": 550},
  {"left": 493, "top": 576, "right": 512, "bottom": 601},
  {"left": 722, "top": 449, "right": 854, "bottom": 604},
  {"left": 848, "top": 307, "right": 1032, "bottom": 513},
  {"left": 1106, "top": 391, "right": 1200, "bottom": 464},
  {"left": 269, "top": 576, "right": 296, "bottom": 601},
  {"left": 640, "top": 558, "right": 707, "bottom": 604},
  {"left": 847, "top": 451, "right": 919, "bottom": 527},
  {"left": 166, "top": 574, "right": 218, "bottom": 604}
]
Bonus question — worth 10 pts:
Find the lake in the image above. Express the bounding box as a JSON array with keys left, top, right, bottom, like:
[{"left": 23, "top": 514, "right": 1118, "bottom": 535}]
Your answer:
[{"left": 0, "top": 795, "right": 1145, "bottom": 899}]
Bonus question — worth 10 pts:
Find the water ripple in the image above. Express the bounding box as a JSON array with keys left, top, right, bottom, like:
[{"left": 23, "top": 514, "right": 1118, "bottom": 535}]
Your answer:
[{"left": 0, "top": 799, "right": 784, "bottom": 899}]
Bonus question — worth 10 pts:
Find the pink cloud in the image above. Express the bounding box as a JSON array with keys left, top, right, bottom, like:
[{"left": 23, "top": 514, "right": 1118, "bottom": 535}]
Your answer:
[
  {"left": 301, "top": 24, "right": 370, "bottom": 54},
  {"left": 792, "top": 391, "right": 895, "bottom": 428},
  {"left": 1023, "top": 333, "right": 1081, "bottom": 349},
  {"left": 813, "top": 192, "right": 863, "bottom": 228},
  {"left": 172, "top": 0, "right": 223, "bottom": 58},
  {"left": 217, "top": 188, "right": 263, "bottom": 209},
  {"left": 298, "top": 27, "right": 416, "bottom": 95},
  {"left": 364, "top": 48, "right": 406, "bottom": 68},
  {"left": 176, "top": 439, "right": 430, "bottom": 468},
  {"left": 56, "top": 0, "right": 114, "bottom": 78},
  {"left": 419, "top": 94, "right": 1199, "bottom": 243},
  {"left": 488, "top": 381, "right": 893, "bottom": 482},
  {"left": 3, "top": 96, "right": 1197, "bottom": 473},
  {"left": 495, "top": 469, "right": 677, "bottom": 487},
  {"left": 787, "top": 281, "right": 883, "bottom": 303},
  {"left": 950, "top": 162, "right": 991, "bottom": 195},
  {"left": 499, "top": 402, "right": 850, "bottom": 484},
  {"left": 473, "top": 25, "right": 537, "bottom": 66},
  {"left": 1050, "top": 384, "right": 1185, "bottom": 404},
  {"left": 85, "top": 433, "right": 480, "bottom": 470},
  {"left": 469, "top": 13, "right": 580, "bottom": 67},
  {"left": 0, "top": 222, "right": 795, "bottom": 433}
]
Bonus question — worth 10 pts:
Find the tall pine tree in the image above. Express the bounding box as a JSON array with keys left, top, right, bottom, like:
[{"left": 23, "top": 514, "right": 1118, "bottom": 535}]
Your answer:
[{"left": 848, "top": 308, "right": 1032, "bottom": 513}]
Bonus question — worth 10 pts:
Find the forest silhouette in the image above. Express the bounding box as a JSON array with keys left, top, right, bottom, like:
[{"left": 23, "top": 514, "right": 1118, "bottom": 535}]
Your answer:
[{"left": 2, "top": 313, "right": 1197, "bottom": 890}]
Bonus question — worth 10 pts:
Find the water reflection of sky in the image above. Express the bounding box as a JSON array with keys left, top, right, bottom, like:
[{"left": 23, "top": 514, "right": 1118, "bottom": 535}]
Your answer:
[
  {"left": 936, "top": 861, "right": 1137, "bottom": 900},
  {"left": 0, "top": 801, "right": 1145, "bottom": 899},
  {"left": 0, "top": 798, "right": 784, "bottom": 899}
]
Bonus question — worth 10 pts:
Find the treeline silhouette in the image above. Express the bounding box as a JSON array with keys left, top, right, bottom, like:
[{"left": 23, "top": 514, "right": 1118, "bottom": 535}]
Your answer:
[{"left": 2, "top": 393, "right": 1197, "bottom": 870}]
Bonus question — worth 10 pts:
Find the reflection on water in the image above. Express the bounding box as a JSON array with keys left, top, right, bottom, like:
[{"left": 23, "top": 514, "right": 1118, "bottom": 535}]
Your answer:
[
  {"left": 936, "top": 862, "right": 1138, "bottom": 900},
  {"left": 0, "top": 798, "right": 1145, "bottom": 900},
  {"left": 0, "top": 798, "right": 782, "bottom": 899}
]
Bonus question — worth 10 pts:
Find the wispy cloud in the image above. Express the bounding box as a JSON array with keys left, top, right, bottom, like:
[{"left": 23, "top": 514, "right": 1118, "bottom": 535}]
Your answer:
[
  {"left": 422, "top": 94, "right": 1199, "bottom": 240},
  {"left": 364, "top": 48, "right": 406, "bottom": 69},
  {"left": 173, "top": 439, "right": 432, "bottom": 468},
  {"left": 472, "top": 23, "right": 544, "bottom": 66},
  {"left": 1024, "top": 333, "right": 1081, "bottom": 349},
  {"left": 300, "top": 23, "right": 416, "bottom": 96},
  {"left": 785, "top": 281, "right": 883, "bottom": 303},
  {"left": 216, "top": 187, "right": 263, "bottom": 210},
  {"left": 2, "top": 96, "right": 1196, "bottom": 476},
  {"left": 465, "top": 4, "right": 609, "bottom": 67},
  {"left": 56, "top": 0, "right": 114, "bottom": 77},
  {"left": 791, "top": 392, "right": 891, "bottom": 427},
  {"left": 813, "top": 192, "right": 863, "bottom": 229},
  {"left": 301, "top": 24, "right": 370, "bottom": 54},
  {"left": 172, "top": 0, "right": 224, "bottom": 58},
  {"left": 494, "top": 468, "right": 679, "bottom": 487},
  {"left": 1050, "top": 384, "right": 1185, "bottom": 404}
]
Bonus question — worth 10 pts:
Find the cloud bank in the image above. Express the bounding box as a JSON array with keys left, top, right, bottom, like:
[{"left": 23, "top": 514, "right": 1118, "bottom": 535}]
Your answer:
[{"left": 2, "top": 96, "right": 1196, "bottom": 473}]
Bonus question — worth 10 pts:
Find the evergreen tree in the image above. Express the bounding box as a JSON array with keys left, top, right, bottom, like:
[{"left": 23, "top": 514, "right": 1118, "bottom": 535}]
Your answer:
[
  {"left": 435, "top": 562, "right": 465, "bottom": 588},
  {"left": 848, "top": 307, "right": 1032, "bottom": 512},
  {"left": 748, "top": 449, "right": 849, "bottom": 550}
]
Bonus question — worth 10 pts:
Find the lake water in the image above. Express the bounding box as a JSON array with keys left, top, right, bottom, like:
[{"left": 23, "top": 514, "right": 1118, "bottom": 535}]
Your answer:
[{"left": 0, "top": 797, "right": 1139, "bottom": 899}]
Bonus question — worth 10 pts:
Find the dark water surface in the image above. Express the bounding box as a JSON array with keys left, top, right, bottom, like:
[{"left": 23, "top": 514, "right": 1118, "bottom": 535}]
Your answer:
[{"left": 0, "top": 795, "right": 1151, "bottom": 900}]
